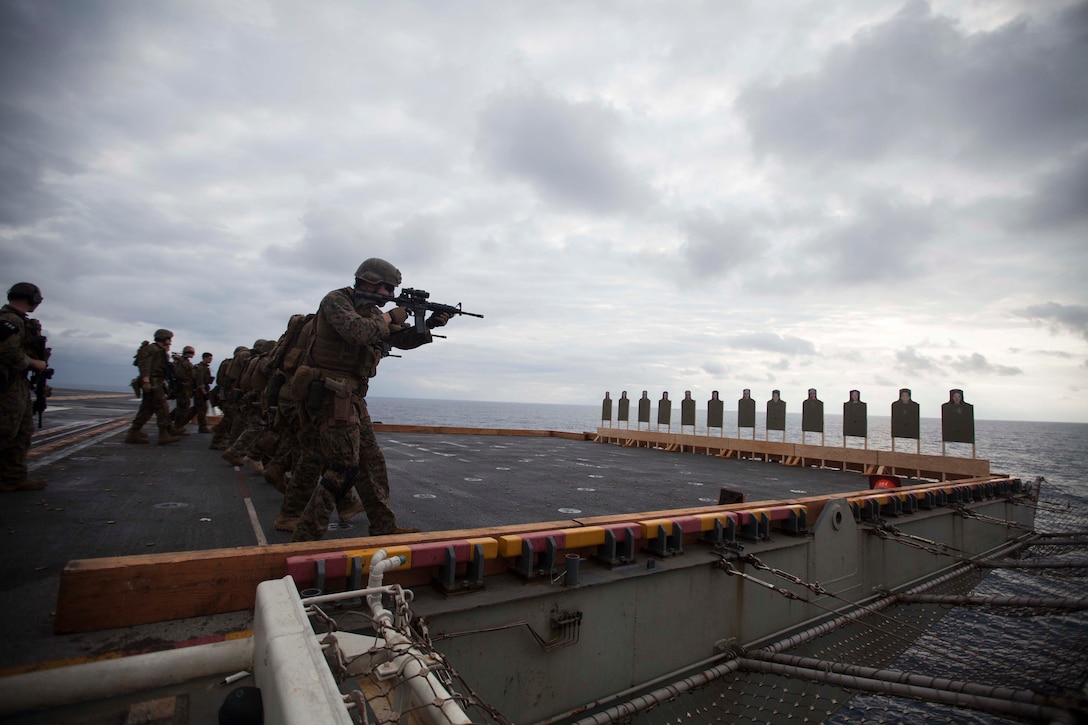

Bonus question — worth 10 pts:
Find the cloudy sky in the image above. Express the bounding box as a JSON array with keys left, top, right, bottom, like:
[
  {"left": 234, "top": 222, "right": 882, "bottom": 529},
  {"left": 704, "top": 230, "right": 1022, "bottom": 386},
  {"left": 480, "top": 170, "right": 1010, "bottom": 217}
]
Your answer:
[{"left": 2, "top": 0, "right": 1086, "bottom": 423}]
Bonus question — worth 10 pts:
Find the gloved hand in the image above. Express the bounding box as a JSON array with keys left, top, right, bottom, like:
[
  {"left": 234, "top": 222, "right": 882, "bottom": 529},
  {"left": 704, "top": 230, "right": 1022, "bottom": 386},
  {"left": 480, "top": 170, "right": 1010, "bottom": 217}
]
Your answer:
[
  {"left": 426, "top": 312, "right": 450, "bottom": 328},
  {"left": 388, "top": 307, "right": 410, "bottom": 325}
]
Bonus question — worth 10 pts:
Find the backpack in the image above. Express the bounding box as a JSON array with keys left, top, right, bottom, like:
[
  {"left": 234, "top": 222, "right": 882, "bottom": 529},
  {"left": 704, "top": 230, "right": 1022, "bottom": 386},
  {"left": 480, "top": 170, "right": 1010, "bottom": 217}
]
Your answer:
[
  {"left": 215, "top": 358, "right": 233, "bottom": 387},
  {"left": 272, "top": 314, "right": 316, "bottom": 376},
  {"left": 133, "top": 341, "right": 150, "bottom": 367}
]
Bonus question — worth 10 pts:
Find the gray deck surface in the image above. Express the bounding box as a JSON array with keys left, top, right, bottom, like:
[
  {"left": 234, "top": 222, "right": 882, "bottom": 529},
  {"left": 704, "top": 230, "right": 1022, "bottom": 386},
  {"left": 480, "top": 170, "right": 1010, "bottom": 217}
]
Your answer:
[{"left": 0, "top": 390, "right": 877, "bottom": 673}]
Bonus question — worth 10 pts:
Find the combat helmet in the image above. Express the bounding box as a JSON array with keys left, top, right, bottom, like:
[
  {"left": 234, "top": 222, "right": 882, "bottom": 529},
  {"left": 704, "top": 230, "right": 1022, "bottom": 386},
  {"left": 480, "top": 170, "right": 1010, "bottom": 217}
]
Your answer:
[
  {"left": 7, "top": 282, "right": 42, "bottom": 305},
  {"left": 252, "top": 339, "right": 275, "bottom": 354},
  {"left": 153, "top": 328, "right": 173, "bottom": 342},
  {"left": 355, "top": 258, "right": 402, "bottom": 288}
]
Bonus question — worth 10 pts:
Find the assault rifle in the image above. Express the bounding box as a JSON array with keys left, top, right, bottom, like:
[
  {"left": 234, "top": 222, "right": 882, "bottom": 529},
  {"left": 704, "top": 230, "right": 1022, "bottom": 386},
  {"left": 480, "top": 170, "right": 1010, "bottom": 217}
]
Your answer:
[
  {"left": 358, "top": 287, "right": 484, "bottom": 334},
  {"left": 28, "top": 334, "right": 53, "bottom": 429}
]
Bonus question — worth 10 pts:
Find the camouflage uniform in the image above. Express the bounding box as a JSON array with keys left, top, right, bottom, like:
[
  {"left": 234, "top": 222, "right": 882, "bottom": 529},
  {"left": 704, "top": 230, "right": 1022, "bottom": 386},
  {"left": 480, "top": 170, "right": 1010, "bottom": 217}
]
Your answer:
[
  {"left": 0, "top": 295, "right": 47, "bottom": 490},
  {"left": 291, "top": 281, "right": 433, "bottom": 542},
  {"left": 209, "top": 347, "right": 249, "bottom": 450},
  {"left": 192, "top": 354, "right": 213, "bottom": 432},
  {"left": 262, "top": 314, "right": 362, "bottom": 530},
  {"left": 170, "top": 348, "right": 195, "bottom": 430},
  {"left": 126, "top": 331, "right": 180, "bottom": 445},
  {"left": 274, "top": 409, "right": 324, "bottom": 525},
  {"left": 226, "top": 349, "right": 254, "bottom": 444},
  {"left": 222, "top": 340, "right": 275, "bottom": 467},
  {"left": 261, "top": 315, "right": 310, "bottom": 485}
]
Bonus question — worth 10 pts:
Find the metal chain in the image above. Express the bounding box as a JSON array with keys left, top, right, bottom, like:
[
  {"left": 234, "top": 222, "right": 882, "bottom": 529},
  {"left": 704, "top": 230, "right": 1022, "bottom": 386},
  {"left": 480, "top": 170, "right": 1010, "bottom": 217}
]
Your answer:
[
  {"left": 714, "top": 557, "right": 808, "bottom": 601},
  {"left": 951, "top": 503, "right": 1034, "bottom": 531},
  {"left": 867, "top": 522, "right": 980, "bottom": 563},
  {"left": 741, "top": 554, "right": 830, "bottom": 597}
]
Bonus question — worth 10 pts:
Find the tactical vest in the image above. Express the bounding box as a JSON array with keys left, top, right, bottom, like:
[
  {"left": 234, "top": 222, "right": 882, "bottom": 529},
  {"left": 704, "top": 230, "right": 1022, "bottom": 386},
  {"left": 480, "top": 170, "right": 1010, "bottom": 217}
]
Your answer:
[{"left": 309, "top": 288, "right": 381, "bottom": 382}]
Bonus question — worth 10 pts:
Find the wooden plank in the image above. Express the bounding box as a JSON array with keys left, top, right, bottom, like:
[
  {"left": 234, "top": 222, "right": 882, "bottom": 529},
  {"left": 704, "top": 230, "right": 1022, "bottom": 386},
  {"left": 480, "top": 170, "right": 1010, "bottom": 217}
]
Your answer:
[
  {"left": 54, "top": 520, "right": 577, "bottom": 634},
  {"left": 877, "top": 450, "right": 989, "bottom": 478},
  {"left": 593, "top": 430, "right": 990, "bottom": 480},
  {"left": 376, "top": 423, "right": 588, "bottom": 441}
]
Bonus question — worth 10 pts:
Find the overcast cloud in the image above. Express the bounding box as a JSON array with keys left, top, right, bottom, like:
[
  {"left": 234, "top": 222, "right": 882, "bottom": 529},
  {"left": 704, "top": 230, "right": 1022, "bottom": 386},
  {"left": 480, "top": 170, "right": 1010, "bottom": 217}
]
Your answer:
[{"left": 2, "top": 0, "right": 1086, "bottom": 423}]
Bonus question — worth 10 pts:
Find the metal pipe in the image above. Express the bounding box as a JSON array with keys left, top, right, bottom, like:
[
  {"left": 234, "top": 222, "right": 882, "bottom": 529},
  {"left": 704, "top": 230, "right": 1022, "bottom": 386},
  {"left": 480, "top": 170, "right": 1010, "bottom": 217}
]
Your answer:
[
  {"left": 538, "top": 651, "right": 735, "bottom": 724},
  {"left": 744, "top": 650, "right": 1054, "bottom": 706},
  {"left": 0, "top": 637, "right": 253, "bottom": 716},
  {"left": 1027, "top": 538, "right": 1088, "bottom": 546},
  {"left": 974, "top": 559, "right": 1088, "bottom": 569},
  {"left": 737, "top": 657, "right": 1067, "bottom": 722},
  {"left": 302, "top": 584, "right": 398, "bottom": 607},
  {"left": 367, "top": 550, "right": 407, "bottom": 627},
  {"left": 895, "top": 593, "right": 1088, "bottom": 610},
  {"left": 564, "top": 553, "right": 581, "bottom": 586},
  {"left": 570, "top": 660, "right": 744, "bottom": 725},
  {"left": 367, "top": 549, "right": 390, "bottom": 619}
]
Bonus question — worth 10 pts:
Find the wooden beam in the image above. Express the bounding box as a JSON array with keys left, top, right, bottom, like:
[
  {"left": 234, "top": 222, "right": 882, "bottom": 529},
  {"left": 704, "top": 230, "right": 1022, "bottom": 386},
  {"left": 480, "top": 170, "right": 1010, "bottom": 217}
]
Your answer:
[
  {"left": 593, "top": 428, "right": 990, "bottom": 480},
  {"left": 374, "top": 423, "right": 589, "bottom": 441},
  {"left": 54, "top": 521, "right": 576, "bottom": 634}
]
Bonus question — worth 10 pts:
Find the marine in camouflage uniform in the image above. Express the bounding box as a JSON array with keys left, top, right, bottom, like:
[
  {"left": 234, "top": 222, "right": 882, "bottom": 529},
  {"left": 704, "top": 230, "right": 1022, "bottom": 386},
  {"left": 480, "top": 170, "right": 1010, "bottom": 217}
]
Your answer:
[
  {"left": 170, "top": 345, "right": 196, "bottom": 433},
  {"left": 260, "top": 314, "right": 363, "bottom": 531},
  {"left": 0, "top": 283, "right": 49, "bottom": 492},
  {"left": 291, "top": 258, "right": 449, "bottom": 541},
  {"left": 260, "top": 315, "right": 311, "bottom": 491},
  {"left": 273, "top": 405, "right": 332, "bottom": 531},
  {"left": 125, "top": 329, "right": 180, "bottom": 445},
  {"left": 209, "top": 346, "right": 249, "bottom": 450},
  {"left": 268, "top": 382, "right": 365, "bottom": 532},
  {"left": 192, "top": 352, "right": 214, "bottom": 433},
  {"left": 221, "top": 339, "right": 274, "bottom": 467}
]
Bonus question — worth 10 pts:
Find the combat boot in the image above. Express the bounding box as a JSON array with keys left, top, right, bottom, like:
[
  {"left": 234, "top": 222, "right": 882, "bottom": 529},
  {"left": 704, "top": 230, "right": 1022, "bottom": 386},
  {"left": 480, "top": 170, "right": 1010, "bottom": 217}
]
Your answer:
[
  {"left": 222, "top": 451, "right": 244, "bottom": 466},
  {"left": 273, "top": 514, "right": 299, "bottom": 532},
  {"left": 125, "top": 427, "right": 149, "bottom": 444},
  {"left": 157, "top": 427, "right": 180, "bottom": 445},
  {"left": 263, "top": 464, "right": 287, "bottom": 493},
  {"left": 172, "top": 425, "right": 190, "bottom": 436}
]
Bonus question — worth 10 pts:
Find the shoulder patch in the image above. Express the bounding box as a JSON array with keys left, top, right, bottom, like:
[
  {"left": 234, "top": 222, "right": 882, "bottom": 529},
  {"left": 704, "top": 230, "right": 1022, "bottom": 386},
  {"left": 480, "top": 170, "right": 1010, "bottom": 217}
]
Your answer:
[{"left": 0, "top": 319, "right": 19, "bottom": 341}]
